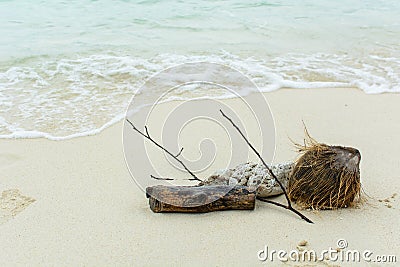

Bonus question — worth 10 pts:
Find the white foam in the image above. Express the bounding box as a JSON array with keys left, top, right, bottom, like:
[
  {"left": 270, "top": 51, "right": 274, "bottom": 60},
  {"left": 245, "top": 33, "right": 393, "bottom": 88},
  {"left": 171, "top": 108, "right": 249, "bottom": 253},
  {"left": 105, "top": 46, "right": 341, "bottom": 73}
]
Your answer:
[
  {"left": 0, "top": 113, "right": 125, "bottom": 141},
  {"left": 0, "top": 51, "right": 399, "bottom": 140}
]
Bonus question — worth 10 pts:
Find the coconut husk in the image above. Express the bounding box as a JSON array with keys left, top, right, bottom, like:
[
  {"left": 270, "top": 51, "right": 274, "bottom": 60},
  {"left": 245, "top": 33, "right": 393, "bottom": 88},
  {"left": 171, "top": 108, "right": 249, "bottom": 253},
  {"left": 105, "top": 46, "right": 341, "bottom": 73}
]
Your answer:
[{"left": 288, "top": 129, "right": 361, "bottom": 210}]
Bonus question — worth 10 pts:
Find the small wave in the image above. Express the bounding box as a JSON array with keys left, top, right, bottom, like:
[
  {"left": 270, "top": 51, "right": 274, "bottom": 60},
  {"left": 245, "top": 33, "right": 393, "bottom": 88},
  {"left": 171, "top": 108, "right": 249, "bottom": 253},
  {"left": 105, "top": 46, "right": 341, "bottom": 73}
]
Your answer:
[
  {"left": 0, "top": 113, "right": 125, "bottom": 141},
  {"left": 0, "top": 51, "right": 399, "bottom": 140}
]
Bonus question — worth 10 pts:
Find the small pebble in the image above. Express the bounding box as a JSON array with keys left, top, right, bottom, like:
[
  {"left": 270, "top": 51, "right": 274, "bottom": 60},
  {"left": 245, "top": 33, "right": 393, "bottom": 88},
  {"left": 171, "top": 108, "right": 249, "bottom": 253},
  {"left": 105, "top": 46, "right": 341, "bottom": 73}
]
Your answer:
[
  {"left": 298, "top": 240, "right": 308, "bottom": 247},
  {"left": 387, "top": 204, "right": 392, "bottom": 208}
]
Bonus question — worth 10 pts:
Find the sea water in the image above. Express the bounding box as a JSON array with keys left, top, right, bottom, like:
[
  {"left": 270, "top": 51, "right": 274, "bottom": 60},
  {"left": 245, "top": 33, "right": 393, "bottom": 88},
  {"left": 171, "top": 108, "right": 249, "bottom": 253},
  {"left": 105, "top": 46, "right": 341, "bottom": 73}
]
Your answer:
[{"left": 0, "top": 0, "right": 399, "bottom": 139}]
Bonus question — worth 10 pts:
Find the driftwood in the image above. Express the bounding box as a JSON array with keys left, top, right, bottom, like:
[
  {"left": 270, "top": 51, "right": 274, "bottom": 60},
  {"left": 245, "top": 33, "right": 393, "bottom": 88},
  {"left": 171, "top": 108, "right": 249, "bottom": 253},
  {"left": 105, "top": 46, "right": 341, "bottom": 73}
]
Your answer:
[
  {"left": 146, "top": 185, "right": 255, "bottom": 213},
  {"left": 126, "top": 111, "right": 313, "bottom": 223}
]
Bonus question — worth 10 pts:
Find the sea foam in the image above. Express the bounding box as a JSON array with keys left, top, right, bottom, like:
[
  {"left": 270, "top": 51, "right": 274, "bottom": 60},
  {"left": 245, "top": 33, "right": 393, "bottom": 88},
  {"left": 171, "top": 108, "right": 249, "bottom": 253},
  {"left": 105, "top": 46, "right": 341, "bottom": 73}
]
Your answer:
[{"left": 0, "top": 52, "right": 399, "bottom": 140}]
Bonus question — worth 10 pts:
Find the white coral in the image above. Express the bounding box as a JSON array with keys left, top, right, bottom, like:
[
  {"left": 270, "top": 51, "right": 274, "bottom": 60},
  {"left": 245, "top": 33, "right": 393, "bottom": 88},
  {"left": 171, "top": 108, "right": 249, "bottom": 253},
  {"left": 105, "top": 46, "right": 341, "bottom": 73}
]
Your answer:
[{"left": 200, "top": 162, "right": 294, "bottom": 198}]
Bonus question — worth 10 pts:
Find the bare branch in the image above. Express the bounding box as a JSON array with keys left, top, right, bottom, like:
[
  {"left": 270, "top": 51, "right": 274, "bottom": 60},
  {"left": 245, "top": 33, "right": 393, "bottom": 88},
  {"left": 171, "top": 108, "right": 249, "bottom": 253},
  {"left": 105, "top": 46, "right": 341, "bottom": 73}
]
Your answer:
[
  {"left": 150, "top": 174, "right": 198, "bottom": 182},
  {"left": 219, "top": 109, "right": 313, "bottom": 223},
  {"left": 175, "top": 147, "right": 184, "bottom": 158},
  {"left": 126, "top": 119, "right": 202, "bottom": 182},
  {"left": 256, "top": 196, "right": 314, "bottom": 224},
  {"left": 150, "top": 175, "right": 175, "bottom": 181},
  {"left": 219, "top": 109, "right": 291, "bottom": 205}
]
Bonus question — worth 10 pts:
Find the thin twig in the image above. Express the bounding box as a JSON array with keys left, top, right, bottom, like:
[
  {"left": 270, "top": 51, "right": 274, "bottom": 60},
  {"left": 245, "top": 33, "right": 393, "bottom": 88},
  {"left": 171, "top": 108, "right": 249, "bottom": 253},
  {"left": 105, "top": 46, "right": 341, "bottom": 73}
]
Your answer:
[
  {"left": 175, "top": 147, "right": 184, "bottom": 157},
  {"left": 219, "top": 110, "right": 291, "bottom": 206},
  {"left": 126, "top": 119, "right": 202, "bottom": 182},
  {"left": 219, "top": 109, "right": 313, "bottom": 223},
  {"left": 256, "top": 196, "right": 314, "bottom": 224},
  {"left": 150, "top": 174, "right": 199, "bottom": 182},
  {"left": 150, "top": 175, "right": 175, "bottom": 181}
]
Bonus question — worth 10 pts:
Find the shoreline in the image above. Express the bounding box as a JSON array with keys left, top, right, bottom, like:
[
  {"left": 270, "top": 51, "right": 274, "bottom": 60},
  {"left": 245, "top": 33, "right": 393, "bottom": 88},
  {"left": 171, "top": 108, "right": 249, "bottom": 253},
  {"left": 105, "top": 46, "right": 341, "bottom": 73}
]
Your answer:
[
  {"left": 1, "top": 88, "right": 399, "bottom": 265},
  {"left": 1, "top": 86, "right": 399, "bottom": 142}
]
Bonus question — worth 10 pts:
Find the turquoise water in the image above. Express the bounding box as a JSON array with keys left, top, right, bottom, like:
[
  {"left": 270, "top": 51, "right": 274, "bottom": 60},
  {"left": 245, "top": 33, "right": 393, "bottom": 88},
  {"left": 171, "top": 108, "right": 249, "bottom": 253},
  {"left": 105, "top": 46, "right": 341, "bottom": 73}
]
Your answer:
[{"left": 0, "top": 0, "right": 399, "bottom": 139}]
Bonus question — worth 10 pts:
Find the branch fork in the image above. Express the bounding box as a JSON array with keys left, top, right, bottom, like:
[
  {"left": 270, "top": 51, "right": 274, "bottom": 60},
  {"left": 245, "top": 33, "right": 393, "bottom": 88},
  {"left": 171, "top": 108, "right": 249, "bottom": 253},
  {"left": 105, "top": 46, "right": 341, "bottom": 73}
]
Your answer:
[{"left": 126, "top": 111, "right": 313, "bottom": 223}]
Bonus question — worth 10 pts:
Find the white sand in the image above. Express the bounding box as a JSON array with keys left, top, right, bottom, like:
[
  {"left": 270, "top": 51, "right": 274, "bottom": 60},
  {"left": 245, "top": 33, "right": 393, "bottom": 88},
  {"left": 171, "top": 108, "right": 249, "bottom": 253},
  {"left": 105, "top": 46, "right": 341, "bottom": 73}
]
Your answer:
[{"left": 0, "top": 88, "right": 399, "bottom": 266}]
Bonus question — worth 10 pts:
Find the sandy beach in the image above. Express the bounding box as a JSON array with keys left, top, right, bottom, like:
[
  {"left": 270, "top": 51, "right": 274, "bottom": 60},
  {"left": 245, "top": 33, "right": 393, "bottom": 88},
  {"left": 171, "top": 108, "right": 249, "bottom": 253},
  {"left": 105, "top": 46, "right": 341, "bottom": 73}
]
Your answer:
[{"left": 0, "top": 88, "right": 399, "bottom": 266}]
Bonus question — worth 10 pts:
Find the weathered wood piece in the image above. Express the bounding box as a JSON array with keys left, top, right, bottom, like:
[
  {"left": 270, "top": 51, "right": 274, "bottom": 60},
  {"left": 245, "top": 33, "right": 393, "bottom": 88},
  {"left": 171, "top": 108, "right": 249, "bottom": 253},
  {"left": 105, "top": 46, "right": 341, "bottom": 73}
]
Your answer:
[{"left": 146, "top": 185, "right": 256, "bottom": 213}]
